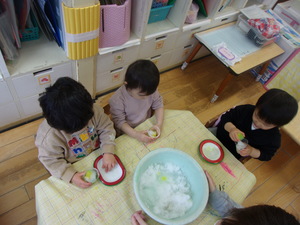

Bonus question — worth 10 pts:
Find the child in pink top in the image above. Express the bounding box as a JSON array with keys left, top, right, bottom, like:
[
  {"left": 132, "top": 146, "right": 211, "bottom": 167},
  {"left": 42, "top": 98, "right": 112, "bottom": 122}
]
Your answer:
[{"left": 109, "top": 60, "right": 164, "bottom": 143}]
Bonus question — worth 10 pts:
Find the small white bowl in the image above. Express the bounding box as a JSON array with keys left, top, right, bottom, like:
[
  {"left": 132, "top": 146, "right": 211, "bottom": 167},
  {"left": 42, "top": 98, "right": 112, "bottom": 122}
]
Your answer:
[
  {"left": 147, "top": 127, "right": 160, "bottom": 139},
  {"left": 83, "top": 168, "right": 99, "bottom": 183}
]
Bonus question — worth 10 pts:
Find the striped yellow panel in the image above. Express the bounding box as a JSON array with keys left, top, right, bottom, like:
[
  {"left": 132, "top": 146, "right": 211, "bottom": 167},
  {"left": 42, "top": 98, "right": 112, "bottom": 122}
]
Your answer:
[{"left": 63, "top": 3, "right": 100, "bottom": 60}]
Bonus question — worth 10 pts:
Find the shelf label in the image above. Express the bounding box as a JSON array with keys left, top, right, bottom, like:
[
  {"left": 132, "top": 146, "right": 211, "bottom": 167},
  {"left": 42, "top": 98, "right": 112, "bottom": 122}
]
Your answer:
[
  {"left": 37, "top": 74, "right": 51, "bottom": 85},
  {"left": 114, "top": 53, "right": 123, "bottom": 63},
  {"left": 155, "top": 40, "right": 165, "bottom": 49}
]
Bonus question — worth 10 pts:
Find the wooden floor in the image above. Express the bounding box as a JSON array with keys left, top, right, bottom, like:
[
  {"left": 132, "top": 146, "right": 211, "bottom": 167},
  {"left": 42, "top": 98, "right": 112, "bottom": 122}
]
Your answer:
[{"left": 0, "top": 55, "right": 299, "bottom": 224}]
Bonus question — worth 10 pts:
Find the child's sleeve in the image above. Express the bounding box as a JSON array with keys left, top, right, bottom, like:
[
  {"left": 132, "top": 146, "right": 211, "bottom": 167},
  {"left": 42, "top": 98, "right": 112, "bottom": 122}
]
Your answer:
[
  {"left": 109, "top": 95, "right": 127, "bottom": 130},
  {"left": 209, "top": 190, "right": 243, "bottom": 217},
  {"left": 256, "top": 131, "right": 281, "bottom": 161},
  {"left": 151, "top": 90, "right": 163, "bottom": 110},
  {"left": 93, "top": 104, "right": 116, "bottom": 154},
  {"left": 36, "top": 132, "right": 77, "bottom": 183}
]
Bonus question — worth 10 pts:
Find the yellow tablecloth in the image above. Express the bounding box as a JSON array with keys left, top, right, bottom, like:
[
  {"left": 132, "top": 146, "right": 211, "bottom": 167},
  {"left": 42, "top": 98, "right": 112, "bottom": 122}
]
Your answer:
[{"left": 35, "top": 110, "right": 256, "bottom": 225}]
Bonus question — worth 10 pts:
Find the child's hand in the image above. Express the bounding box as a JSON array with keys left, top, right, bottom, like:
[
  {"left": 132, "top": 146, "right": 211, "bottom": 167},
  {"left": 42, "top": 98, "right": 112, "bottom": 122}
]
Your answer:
[
  {"left": 229, "top": 128, "right": 245, "bottom": 142},
  {"left": 102, "top": 153, "right": 116, "bottom": 172},
  {"left": 238, "top": 145, "right": 253, "bottom": 157},
  {"left": 131, "top": 210, "right": 147, "bottom": 225},
  {"left": 205, "top": 171, "right": 216, "bottom": 193},
  {"left": 149, "top": 125, "right": 161, "bottom": 138},
  {"left": 71, "top": 172, "right": 92, "bottom": 189},
  {"left": 135, "top": 130, "right": 155, "bottom": 143}
]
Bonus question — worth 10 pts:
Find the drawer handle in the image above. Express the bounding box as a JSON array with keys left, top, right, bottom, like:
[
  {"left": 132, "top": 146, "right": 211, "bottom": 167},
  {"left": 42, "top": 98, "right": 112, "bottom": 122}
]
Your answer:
[
  {"left": 110, "top": 67, "right": 123, "bottom": 73},
  {"left": 184, "top": 44, "right": 192, "bottom": 49},
  {"left": 221, "top": 18, "right": 228, "bottom": 22},
  {"left": 33, "top": 68, "right": 53, "bottom": 76},
  {"left": 112, "top": 48, "right": 127, "bottom": 54},
  {"left": 156, "top": 35, "right": 167, "bottom": 41},
  {"left": 151, "top": 55, "right": 161, "bottom": 60},
  {"left": 191, "top": 27, "right": 201, "bottom": 32}
]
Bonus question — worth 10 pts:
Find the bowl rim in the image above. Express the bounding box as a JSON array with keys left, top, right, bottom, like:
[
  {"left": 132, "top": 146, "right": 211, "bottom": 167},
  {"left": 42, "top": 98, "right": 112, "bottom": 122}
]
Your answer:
[
  {"left": 93, "top": 154, "right": 126, "bottom": 185},
  {"left": 133, "top": 147, "right": 209, "bottom": 225},
  {"left": 199, "top": 139, "right": 224, "bottom": 164}
]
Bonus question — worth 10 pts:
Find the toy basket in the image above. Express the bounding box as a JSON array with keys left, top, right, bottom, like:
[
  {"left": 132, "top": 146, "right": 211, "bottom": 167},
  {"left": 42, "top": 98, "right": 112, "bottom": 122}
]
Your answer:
[
  {"left": 20, "top": 11, "right": 39, "bottom": 42},
  {"left": 99, "top": 0, "right": 131, "bottom": 48},
  {"left": 236, "top": 14, "right": 279, "bottom": 47},
  {"left": 148, "top": 4, "right": 173, "bottom": 24}
]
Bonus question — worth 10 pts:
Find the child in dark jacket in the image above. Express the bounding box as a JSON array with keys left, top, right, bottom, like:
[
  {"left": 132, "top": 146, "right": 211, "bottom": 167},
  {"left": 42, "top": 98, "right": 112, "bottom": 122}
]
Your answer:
[{"left": 216, "top": 88, "right": 298, "bottom": 161}]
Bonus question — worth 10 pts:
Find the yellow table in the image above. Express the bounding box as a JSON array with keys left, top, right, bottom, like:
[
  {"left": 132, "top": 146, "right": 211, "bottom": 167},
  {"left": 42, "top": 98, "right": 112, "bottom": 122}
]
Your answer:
[
  {"left": 35, "top": 110, "right": 256, "bottom": 225},
  {"left": 282, "top": 101, "right": 300, "bottom": 145}
]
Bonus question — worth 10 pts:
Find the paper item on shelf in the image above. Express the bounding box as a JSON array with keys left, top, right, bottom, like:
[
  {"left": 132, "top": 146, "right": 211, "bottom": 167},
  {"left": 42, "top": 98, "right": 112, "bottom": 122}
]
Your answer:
[{"left": 212, "top": 42, "right": 241, "bottom": 66}]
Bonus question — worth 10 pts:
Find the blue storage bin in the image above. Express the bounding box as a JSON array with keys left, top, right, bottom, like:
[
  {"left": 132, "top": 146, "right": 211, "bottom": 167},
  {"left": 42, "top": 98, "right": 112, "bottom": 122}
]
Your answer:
[{"left": 148, "top": 5, "right": 173, "bottom": 24}]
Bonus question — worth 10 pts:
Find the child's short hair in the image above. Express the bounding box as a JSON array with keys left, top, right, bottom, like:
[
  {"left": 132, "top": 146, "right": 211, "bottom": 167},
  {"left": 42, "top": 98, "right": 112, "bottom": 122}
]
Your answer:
[
  {"left": 256, "top": 88, "right": 298, "bottom": 127},
  {"left": 39, "top": 77, "right": 94, "bottom": 133},
  {"left": 221, "top": 205, "right": 299, "bottom": 225},
  {"left": 125, "top": 59, "right": 160, "bottom": 95}
]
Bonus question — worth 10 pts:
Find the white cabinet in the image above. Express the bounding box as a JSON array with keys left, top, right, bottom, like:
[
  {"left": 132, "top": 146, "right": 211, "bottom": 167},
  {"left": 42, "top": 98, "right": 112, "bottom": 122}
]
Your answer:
[
  {"left": 0, "top": 60, "right": 74, "bottom": 129},
  {"left": 95, "top": 0, "right": 278, "bottom": 95},
  {"left": 147, "top": 51, "right": 173, "bottom": 71},
  {"left": 0, "top": 80, "right": 14, "bottom": 105},
  {"left": 0, "top": 79, "right": 21, "bottom": 127},
  {"left": 1, "top": 0, "right": 279, "bottom": 129},
  {"left": 0, "top": 102, "right": 21, "bottom": 127},
  {"left": 19, "top": 95, "right": 41, "bottom": 117},
  {"left": 12, "top": 62, "right": 74, "bottom": 98},
  {"left": 96, "top": 66, "right": 128, "bottom": 93},
  {"left": 10, "top": 62, "right": 74, "bottom": 118},
  {"left": 139, "top": 32, "right": 179, "bottom": 58},
  {"left": 97, "top": 46, "right": 140, "bottom": 73}
]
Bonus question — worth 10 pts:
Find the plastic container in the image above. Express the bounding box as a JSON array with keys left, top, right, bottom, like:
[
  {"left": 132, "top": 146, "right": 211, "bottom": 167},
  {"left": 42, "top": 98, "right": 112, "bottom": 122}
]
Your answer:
[
  {"left": 20, "top": 12, "right": 39, "bottom": 42},
  {"left": 236, "top": 14, "right": 279, "bottom": 47},
  {"left": 99, "top": 0, "right": 131, "bottom": 48},
  {"left": 148, "top": 5, "right": 173, "bottom": 24}
]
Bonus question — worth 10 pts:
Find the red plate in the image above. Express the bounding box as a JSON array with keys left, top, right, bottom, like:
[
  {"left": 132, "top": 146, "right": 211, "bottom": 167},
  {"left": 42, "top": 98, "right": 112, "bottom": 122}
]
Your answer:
[
  {"left": 199, "top": 140, "right": 224, "bottom": 164},
  {"left": 93, "top": 154, "right": 126, "bottom": 185}
]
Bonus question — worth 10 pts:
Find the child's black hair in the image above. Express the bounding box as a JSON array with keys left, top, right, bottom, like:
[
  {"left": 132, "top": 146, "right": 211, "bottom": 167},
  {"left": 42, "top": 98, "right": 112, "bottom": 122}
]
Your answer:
[
  {"left": 39, "top": 77, "right": 94, "bottom": 133},
  {"left": 221, "top": 205, "right": 300, "bottom": 225},
  {"left": 124, "top": 59, "right": 160, "bottom": 95},
  {"left": 256, "top": 88, "right": 298, "bottom": 127}
]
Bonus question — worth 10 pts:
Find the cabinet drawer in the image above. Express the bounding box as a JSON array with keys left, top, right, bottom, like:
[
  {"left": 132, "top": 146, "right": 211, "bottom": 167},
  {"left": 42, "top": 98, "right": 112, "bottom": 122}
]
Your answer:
[
  {"left": 212, "top": 12, "right": 239, "bottom": 27},
  {"left": 12, "top": 62, "right": 73, "bottom": 99},
  {"left": 0, "top": 81, "right": 14, "bottom": 105},
  {"left": 0, "top": 102, "right": 20, "bottom": 127},
  {"left": 97, "top": 46, "right": 139, "bottom": 73},
  {"left": 169, "top": 44, "right": 210, "bottom": 66},
  {"left": 19, "top": 94, "right": 42, "bottom": 116},
  {"left": 139, "top": 32, "right": 178, "bottom": 58},
  {"left": 96, "top": 66, "right": 128, "bottom": 94},
  {"left": 148, "top": 51, "right": 172, "bottom": 71},
  {"left": 175, "top": 23, "right": 210, "bottom": 48}
]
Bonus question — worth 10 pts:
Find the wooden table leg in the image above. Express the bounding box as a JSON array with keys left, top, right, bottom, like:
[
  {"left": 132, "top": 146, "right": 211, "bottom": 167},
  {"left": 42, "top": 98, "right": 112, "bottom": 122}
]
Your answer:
[
  {"left": 255, "top": 60, "right": 271, "bottom": 81},
  {"left": 211, "top": 72, "right": 234, "bottom": 103},
  {"left": 181, "top": 42, "right": 203, "bottom": 70}
]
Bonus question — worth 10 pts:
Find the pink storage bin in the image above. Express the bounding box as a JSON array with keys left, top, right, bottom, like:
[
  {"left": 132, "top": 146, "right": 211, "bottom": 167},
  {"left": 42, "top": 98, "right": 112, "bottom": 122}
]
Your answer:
[{"left": 99, "top": 0, "right": 131, "bottom": 48}]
